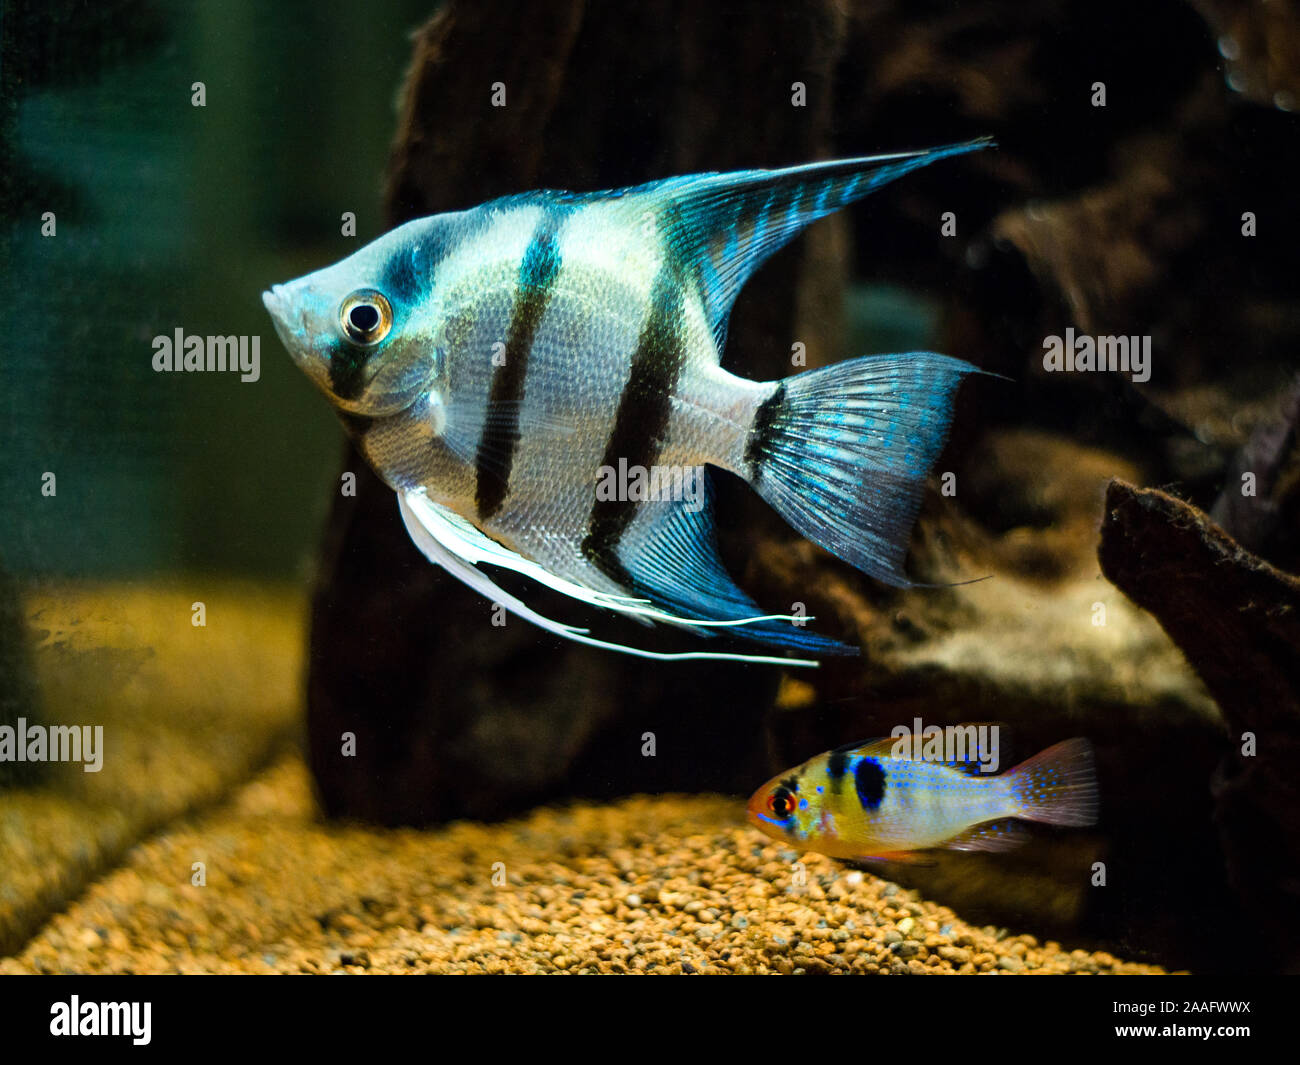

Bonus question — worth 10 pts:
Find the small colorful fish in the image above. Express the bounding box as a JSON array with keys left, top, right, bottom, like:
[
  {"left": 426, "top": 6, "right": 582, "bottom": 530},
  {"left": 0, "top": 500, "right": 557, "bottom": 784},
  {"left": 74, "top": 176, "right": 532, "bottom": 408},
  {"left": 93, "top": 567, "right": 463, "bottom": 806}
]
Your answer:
[
  {"left": 747, "top": 733, "right": 1097, "bottom": 861},
  {"left": 263, "top": 139, "right": 991, "bottom": 665}
]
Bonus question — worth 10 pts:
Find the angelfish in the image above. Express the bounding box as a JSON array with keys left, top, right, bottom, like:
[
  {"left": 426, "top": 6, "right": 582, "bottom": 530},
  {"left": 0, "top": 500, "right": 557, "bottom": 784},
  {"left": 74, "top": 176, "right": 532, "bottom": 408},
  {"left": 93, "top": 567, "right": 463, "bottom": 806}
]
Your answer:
[
  {"left": 747, "top": 734, "right": 1098, "bottom": 862},
  {"left": 263, "top": 140, "right": 991, "bottom": 666}
]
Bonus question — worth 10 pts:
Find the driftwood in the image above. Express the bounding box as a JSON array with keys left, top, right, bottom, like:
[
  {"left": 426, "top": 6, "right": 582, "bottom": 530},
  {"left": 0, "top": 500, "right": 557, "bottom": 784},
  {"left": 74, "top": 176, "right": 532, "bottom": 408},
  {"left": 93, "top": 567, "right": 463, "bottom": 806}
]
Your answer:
[{"left": 1100, "top": 479, "right": 1300, "bottom": 972}]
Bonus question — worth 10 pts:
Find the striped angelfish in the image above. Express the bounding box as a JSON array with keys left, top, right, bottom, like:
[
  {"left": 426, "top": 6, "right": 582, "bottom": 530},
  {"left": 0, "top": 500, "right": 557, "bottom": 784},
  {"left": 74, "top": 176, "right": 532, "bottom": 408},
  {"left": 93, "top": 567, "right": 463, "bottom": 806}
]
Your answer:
[
  {"left": 747, "top": 734, "right": 1098, "bottom": 862},
  {"left": 263, "top": 139, "right": 991, "bottom": 666}
]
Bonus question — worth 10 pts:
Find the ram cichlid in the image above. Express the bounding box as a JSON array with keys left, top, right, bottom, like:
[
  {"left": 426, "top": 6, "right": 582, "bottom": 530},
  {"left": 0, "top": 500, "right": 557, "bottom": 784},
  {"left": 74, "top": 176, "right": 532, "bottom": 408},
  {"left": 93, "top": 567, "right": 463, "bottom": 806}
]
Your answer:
[
  {"left": 748, "top": 733, "right": 1098, "bottom": 862},
  {"left": 263, "top": 139, "right": 991, "bottom": 665}
]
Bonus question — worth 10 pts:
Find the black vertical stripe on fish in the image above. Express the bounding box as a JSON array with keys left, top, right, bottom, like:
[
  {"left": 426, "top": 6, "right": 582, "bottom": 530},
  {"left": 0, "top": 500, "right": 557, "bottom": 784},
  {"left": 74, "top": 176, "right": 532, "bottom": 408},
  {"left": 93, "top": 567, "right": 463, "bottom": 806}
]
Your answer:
[
  {"left": 380, "top": 233, "right": 442, "bottom": 307},
  {"left": 745, "top": 382, "right": 787, "bottom": 479},
  {"left": 581, "top": 267, "right": 687, "bottom": 586},
  {"left": 329, "top": 347, "right": 371, "bottom": 401},
  {"left": 338, "top": 411, "right": 375, "bottom": 437},
  {"left": 854, "top": 757, "right": 887, "bottom": 812},
  {"left": 474, "top": 212, "right": 565, "bottom": 520}
]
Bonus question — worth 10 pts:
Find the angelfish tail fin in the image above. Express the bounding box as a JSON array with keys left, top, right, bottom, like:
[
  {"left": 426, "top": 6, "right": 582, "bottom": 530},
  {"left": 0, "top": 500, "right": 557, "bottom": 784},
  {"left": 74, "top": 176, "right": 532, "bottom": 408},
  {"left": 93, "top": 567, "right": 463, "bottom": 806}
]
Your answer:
[
  {"left": 1006, "top": 739, "right": 1099, "bottom": 827},
  {"left": 743, "top": 352, "right": 978, "bottom": 586}
]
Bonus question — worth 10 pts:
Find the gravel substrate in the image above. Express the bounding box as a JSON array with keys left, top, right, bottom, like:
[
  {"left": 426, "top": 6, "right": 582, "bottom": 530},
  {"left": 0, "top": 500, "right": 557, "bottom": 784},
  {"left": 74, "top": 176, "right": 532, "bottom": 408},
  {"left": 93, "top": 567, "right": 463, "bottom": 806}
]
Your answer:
[
  {"left": 0, "top": 583, "right": 302, "bottom": 954},
  {"left": 3, "top": 754, "right": 1166, "bottom": 975}
]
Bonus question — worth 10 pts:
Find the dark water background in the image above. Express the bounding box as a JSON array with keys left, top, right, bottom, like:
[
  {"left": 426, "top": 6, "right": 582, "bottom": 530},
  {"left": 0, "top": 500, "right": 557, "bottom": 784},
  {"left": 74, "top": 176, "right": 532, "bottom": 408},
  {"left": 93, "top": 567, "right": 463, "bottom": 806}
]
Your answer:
[{"left": 1, "top": 0, "right": 435, "bottom": 578}]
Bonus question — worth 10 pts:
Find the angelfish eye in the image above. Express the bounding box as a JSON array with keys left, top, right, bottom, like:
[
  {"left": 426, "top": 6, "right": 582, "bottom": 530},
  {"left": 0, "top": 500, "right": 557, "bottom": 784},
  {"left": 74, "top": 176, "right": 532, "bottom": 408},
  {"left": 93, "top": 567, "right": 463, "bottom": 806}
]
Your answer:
[
  {"left": 339, "top": 289, "right": 393, "bottom": 346},
  {"left": 767, "top": 788, "right": 795, "bottom": 819}
]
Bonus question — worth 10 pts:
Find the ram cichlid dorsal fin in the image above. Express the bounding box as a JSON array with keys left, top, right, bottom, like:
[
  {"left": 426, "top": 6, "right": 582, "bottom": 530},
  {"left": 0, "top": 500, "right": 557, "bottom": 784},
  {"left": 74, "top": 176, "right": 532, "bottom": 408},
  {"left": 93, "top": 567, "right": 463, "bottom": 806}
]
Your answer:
[{"left": 841, "top": 722, "right": 1003, "bottom": 773}]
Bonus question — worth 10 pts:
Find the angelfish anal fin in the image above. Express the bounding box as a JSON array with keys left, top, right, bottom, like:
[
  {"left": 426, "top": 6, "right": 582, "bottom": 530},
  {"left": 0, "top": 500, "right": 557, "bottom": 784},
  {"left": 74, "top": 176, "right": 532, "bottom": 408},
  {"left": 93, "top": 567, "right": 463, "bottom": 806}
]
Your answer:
[
  {"left": 609, "top": 472, "right": 857, "bottom": 657},
  {"left": 396, "top": 490, "right": 824, "bottom": 667}
]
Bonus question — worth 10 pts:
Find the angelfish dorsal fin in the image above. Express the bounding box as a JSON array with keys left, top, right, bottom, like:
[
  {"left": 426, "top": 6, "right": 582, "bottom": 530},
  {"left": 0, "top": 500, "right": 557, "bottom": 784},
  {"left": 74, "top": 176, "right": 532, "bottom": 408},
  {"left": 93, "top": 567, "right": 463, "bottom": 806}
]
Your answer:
[{"left": 637, "top": 138, "right": 991, "bottom": 347}]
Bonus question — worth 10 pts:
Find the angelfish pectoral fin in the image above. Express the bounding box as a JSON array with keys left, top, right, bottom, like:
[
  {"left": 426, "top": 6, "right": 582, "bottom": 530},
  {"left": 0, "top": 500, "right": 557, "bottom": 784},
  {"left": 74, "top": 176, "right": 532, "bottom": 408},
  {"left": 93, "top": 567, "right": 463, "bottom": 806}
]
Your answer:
[{"left": 396, "top": 491, "right": 821, "bottom": 667}]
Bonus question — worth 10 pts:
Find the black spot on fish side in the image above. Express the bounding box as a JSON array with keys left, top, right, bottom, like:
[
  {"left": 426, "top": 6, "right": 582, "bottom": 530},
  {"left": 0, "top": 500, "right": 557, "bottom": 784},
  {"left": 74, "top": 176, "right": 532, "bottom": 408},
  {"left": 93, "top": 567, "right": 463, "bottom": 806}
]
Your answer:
[
  {"left": 745, "top": 382, "right": 787, "bottom": 478},
  {"left": 475, "top": 212, "right": 566, "bottom": 520},
  {"left": 854, "top": 757, "right": 887, "bottom": 811},
  {"left": 826, "top": 748, "right": 849, "bottom": 793}
]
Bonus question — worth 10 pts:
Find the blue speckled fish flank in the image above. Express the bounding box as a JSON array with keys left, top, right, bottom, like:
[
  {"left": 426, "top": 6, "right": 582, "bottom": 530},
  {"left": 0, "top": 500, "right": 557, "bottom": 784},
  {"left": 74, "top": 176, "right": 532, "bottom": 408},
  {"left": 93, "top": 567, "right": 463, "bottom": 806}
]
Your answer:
[{"left": 748, "top": 734, "right": 1097, "bottom": 861}]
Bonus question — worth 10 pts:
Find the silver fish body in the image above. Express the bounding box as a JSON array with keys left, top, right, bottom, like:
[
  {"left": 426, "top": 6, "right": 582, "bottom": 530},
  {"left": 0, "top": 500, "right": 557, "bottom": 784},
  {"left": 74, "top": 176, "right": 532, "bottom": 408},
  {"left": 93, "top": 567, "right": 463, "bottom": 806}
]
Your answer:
[{"left": 264, "top": 140, "right": 990, "bottom": 664}]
